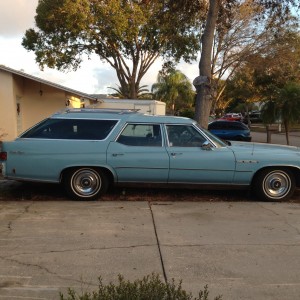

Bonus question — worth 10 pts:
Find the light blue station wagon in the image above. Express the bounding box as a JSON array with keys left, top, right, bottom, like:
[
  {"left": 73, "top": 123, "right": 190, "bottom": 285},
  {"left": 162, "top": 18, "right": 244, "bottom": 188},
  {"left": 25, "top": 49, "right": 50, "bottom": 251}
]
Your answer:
[{"left": 1, "top": 108, "right": 300, "bottom": 201}]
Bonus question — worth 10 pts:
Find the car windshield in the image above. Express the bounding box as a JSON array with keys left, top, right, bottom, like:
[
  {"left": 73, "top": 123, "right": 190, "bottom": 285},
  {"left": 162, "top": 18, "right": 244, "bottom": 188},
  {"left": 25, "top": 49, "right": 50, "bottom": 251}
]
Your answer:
[{"left": 195, "top": 124, "right": 227, "bottom": 147}]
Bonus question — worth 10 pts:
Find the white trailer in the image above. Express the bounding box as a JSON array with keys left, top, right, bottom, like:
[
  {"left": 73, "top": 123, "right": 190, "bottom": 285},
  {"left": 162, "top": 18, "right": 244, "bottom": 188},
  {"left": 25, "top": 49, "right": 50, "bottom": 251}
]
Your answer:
[{"left": 88, "top": 99, "right": 166, "bottom": 115}]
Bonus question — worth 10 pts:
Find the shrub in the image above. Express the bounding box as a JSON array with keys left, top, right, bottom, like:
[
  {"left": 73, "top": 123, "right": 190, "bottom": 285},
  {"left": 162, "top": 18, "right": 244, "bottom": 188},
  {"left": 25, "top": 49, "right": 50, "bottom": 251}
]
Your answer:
[{"left": 59, "top": 273, "right": 222, "bottom": 300}]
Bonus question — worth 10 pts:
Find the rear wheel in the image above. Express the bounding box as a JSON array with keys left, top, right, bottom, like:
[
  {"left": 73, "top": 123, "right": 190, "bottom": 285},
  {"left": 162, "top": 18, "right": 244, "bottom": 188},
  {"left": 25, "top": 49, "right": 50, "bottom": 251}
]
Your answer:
[
  {"left": 253, "top": 168, "right": 295, "bottom": 201},
  {"left": 63, "top": 168, "right": 108, "bottom": 200}
]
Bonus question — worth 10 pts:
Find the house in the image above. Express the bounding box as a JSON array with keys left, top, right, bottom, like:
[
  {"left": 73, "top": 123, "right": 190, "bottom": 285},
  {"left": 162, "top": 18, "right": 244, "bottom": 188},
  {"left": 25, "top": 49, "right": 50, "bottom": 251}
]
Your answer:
[{"left": 0, "top": 65, "right": 98, "bottom": 141}]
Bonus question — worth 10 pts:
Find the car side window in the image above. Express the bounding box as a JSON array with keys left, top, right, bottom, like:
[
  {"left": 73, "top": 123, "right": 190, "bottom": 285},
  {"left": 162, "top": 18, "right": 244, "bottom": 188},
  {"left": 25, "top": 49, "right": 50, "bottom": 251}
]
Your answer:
[
  {"left": 20, "top": 119, "right": 118, "bottom": 140},
  {"left": 166, "top": 125, "right": 206, "bottom": 147},
  {"left": 117, "top": 124, "right": 162, "bottom": 147}
]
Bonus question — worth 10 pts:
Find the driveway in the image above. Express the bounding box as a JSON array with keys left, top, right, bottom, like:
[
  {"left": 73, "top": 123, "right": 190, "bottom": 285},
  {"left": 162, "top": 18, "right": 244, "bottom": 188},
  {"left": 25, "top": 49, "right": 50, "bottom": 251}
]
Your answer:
[{"left": 0, "top": 200, "right": 300, "bottom": 300}]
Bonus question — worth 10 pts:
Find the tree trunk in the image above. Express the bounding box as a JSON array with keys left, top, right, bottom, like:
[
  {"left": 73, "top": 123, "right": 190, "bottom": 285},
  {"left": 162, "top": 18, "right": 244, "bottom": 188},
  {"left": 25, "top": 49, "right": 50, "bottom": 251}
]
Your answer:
[
  {"left": 194, "top": 0, "right": 220, "bottom": 128},
  {"left": 266, "top": 125, "right": 272, "bottom": 143},
  {"left": 284, "top": 120, "right": 290, "bottom": 145},
  {"left": 130, "top": 81, "right": 137, "bottom": 99},
  {"left": 245, "top": 105, "right": 251, "bottom": 128}
]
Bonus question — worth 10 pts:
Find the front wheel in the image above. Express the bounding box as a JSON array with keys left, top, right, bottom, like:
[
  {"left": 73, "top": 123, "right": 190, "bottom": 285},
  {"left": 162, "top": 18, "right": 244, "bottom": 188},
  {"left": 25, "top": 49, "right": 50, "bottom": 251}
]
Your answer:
[
  {"left": 63, "top": 168, "right": 108, "bottom": 200},
  {"left": 253, "top": 168, "right": 295, "bottom": 201}
]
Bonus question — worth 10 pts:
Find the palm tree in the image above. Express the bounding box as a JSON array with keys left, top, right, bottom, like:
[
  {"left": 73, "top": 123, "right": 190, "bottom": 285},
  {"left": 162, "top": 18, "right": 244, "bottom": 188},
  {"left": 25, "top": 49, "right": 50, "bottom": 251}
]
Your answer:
[
  {"left": 260, "top": 99, "right": 281, "bottom": 143},
  {"left": 151, "top": 70, "right": 194, "bottom": 115},
  {"left": 108, "top": 84, "right": 150, "bottom": 99},
  {"left": 279, "top": 83, "right": 300, "bottom": 145},
  {"left": 261, "top": 82, "right": 300, "bottom": 145}
]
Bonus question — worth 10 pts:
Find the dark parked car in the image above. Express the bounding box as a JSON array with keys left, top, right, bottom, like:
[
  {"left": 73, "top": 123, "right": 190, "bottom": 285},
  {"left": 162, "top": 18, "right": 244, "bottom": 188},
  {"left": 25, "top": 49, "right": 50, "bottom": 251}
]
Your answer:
[{"left": 208, "top": 120, "right": 251, "bottom": 141}]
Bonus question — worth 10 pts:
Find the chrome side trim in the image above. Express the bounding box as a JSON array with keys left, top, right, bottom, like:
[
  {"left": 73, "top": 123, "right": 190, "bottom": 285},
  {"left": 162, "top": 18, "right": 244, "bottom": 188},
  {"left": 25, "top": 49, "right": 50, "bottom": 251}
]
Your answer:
[{"left": 237, "top": 160, "right": 259, "bottom": 164}]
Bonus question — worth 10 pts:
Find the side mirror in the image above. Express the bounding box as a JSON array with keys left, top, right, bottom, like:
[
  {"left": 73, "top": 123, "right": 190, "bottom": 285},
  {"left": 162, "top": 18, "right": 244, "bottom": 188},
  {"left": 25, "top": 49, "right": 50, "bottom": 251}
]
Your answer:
[{"left": 201, "top": 141, "right": 213, "bottom": 151}]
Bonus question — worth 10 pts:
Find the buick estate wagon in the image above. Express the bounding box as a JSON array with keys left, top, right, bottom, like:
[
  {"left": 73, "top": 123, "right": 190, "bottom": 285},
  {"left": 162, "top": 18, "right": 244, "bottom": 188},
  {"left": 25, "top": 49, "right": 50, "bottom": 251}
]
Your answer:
[{"left": 1, "top": 108, "right": 299, "bottom": 201}]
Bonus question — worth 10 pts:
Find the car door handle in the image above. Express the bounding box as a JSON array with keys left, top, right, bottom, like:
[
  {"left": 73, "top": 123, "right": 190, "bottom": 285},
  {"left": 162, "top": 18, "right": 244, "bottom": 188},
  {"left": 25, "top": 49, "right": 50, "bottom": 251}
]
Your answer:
[
  {"left": 171, "top": 152, "right": 183, "bottom": 157},
  {"left": 112, "top": 153, "right": 124, "bottom": 157}
]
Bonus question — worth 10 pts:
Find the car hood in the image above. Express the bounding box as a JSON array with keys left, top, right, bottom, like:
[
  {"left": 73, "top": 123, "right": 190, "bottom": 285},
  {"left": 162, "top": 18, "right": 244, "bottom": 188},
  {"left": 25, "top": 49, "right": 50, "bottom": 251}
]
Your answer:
[{"left": 228, "top": 141, "right": 300, "bottom": 161}]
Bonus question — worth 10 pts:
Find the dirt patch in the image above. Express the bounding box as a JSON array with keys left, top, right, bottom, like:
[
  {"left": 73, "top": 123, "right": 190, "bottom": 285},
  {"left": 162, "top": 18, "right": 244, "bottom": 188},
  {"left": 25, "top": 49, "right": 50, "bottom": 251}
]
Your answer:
[{"left": 0, "top": 179, "right": 299, "bottom": 203}]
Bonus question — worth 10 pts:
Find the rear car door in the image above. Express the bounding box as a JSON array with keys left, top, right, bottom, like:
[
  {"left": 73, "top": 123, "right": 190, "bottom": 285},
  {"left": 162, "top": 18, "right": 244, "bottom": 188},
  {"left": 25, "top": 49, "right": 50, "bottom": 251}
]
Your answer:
[{"left": 107, "top": 123, "right": 169, "bottom": 182}]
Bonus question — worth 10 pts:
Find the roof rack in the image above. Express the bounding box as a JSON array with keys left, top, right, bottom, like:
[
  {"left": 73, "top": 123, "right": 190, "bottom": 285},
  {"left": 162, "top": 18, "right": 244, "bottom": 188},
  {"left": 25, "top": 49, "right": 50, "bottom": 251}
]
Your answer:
[{"left": 63, "top": 108, "right": 140, "bottom": 114}]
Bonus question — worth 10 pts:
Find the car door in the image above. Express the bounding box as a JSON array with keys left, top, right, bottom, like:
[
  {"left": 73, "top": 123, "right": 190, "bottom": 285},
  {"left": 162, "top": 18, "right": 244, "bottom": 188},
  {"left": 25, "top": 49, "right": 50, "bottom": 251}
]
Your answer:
[
  {"left": 107, "top": 123, "right": 169, "bottom": 183},
  {"left": 165, "top": 124, "right": 236, "bottom": 184}
]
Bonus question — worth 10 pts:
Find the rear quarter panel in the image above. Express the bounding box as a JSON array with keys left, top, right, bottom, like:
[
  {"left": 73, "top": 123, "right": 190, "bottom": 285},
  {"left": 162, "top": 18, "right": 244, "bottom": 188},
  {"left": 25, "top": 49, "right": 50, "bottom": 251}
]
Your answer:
[{"left": 3, "top": 139, "right": 109, "bottom": 182}]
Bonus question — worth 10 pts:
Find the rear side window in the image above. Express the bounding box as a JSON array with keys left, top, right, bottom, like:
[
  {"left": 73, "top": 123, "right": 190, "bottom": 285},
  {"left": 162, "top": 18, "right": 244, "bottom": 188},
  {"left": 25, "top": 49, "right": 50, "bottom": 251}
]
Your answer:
[
  {"left": 209, "top": 122, "right": 248, "bottom": 130},
  {"left": 208, "top": 122, "right": 226, "bottom": 130},
  {"left": 20, "top": 119, "right": 118, "bottom": 140}
]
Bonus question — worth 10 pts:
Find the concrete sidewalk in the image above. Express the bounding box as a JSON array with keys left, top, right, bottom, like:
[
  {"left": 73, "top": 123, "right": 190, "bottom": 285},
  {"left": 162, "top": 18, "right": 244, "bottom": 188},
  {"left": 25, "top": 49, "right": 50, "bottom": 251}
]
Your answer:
[{"left": 0, "top": 200, "right": 299, "bottom": 300}]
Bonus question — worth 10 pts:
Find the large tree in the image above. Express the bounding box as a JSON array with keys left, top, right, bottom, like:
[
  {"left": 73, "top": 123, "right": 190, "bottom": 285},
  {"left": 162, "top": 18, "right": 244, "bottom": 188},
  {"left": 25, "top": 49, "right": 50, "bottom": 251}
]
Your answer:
[
  {"left": 261, "top": 83, "right": 300, "bottom": 145},
  {"left": 222, "top": 64, "right": 260, "bottom": 119},
  {"left": 189, "top": 0, "right": 299, "bottom": 128},
  {"left": 209, "top": 0, "right": 291, "bottom": 114},
  {"left": 254, "top": 31, "right": 300, "bottom": 91},
  {"left": 22, "top": 0, "right": 203, "bottom": 99}
]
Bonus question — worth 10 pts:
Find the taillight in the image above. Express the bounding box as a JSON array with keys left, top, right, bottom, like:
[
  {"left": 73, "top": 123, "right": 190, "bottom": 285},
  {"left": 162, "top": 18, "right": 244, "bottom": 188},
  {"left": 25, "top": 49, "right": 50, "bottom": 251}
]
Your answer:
[{"left": 0, "top": 152, "right": 7, "bottom": 161}]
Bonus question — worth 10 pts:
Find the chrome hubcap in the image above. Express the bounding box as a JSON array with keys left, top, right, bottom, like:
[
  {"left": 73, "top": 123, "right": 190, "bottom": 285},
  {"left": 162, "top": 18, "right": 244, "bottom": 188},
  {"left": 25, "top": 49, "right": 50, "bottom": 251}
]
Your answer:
[
  {"left": 263, "top": 171, "right": 291, "bottom": 199},
  {"left": 72, "top": 169, "right": 101, "bottom": 197}
]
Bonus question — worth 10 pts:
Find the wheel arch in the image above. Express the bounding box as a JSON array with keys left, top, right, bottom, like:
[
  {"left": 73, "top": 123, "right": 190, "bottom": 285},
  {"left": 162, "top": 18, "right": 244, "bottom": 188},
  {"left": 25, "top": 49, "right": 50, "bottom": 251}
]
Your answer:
[
  {"left": 251, "top": 165, "right": 300, "bottom": 188},
  {"left": 60, "top": 165, "right": 116, "bottom": 187}
]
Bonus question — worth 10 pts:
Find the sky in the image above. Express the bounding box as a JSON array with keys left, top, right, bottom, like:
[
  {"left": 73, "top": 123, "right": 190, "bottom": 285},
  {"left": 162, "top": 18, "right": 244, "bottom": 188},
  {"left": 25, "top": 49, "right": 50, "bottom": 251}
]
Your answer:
[{"left": 0, "top": 0, "right": 199, "bottom": 95}]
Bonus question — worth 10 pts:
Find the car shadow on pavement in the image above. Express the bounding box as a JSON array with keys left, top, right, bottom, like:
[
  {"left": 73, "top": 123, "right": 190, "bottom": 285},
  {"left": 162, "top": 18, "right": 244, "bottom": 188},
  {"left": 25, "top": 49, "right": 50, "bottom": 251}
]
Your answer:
[{"left": 0, "top": 180, "right": 299, "bottom": 203}]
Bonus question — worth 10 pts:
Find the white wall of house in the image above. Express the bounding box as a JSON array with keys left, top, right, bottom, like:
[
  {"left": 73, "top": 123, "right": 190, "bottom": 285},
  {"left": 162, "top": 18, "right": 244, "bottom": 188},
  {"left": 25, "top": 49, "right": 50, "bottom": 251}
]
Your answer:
[{"left": 0, "top": 70, "right": 17, "bottom": 140}]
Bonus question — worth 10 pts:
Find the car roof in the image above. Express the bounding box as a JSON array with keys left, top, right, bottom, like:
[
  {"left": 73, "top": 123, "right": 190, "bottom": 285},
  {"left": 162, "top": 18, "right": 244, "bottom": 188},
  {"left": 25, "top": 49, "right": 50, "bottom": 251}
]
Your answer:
[{"left": 50, "top": 108, "right": 195, "bottom": 125}]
